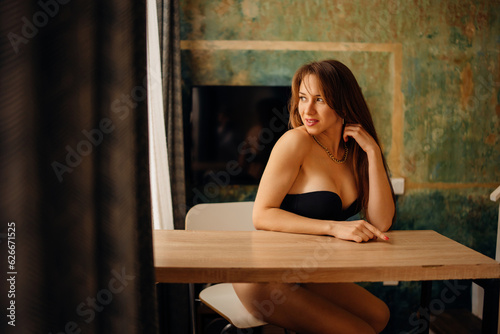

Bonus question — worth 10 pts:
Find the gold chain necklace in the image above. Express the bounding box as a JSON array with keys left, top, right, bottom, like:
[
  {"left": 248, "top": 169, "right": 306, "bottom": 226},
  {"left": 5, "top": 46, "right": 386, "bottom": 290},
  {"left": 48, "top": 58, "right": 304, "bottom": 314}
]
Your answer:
[{"left": 312, "top": 135, "right": 348, "bottom": 164}]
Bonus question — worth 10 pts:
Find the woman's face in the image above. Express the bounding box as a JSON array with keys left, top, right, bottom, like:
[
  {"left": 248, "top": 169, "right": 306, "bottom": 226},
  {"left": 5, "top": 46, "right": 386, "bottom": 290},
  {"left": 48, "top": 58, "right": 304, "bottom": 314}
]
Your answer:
[{"left": 298, "top": 74, "right": 342, "bottom": 136}]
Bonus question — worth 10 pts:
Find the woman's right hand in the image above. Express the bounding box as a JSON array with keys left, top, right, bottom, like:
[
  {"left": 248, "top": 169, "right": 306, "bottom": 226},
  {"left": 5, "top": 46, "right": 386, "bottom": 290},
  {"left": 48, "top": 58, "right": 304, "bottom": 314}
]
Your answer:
[{"left": 329, "top": 220, "right": 389, "bottom": 243}]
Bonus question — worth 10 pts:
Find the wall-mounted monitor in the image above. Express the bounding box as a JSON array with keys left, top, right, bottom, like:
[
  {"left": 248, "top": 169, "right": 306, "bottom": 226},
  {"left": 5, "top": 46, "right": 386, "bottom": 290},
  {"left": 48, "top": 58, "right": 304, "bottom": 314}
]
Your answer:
[{"left": 189, "top": 85, "right": 291, "bottom": 190}]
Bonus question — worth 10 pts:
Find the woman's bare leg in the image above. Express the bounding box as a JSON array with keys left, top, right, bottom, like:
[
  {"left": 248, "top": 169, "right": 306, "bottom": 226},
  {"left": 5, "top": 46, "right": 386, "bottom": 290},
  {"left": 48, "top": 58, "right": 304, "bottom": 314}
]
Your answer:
[
  {"left": 302, "top": 283, "right": 390, "bottom": 333},
  {"left": 233, "top": 282, "right": 382, "bottom": 334}
]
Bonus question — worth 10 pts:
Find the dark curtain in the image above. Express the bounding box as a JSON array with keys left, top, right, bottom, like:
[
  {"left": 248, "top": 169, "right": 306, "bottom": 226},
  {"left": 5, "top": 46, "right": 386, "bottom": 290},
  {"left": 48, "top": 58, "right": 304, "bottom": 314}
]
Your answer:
[
  {"left": 157, "top": 0, "right": 186, "bottom": 230},
  {"left": 154, "top": 2, "right": 191, "bottom": 333},
  {"left": 1, "top": 1, "right": 157, "bottom": 333}
]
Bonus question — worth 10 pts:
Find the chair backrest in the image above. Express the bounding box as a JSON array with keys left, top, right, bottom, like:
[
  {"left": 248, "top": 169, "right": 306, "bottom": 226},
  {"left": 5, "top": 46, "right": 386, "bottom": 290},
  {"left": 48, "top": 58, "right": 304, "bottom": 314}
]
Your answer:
[
  {"left": 491, "top": 185, "right": 500, "bottom": 260},
  {"left": 185, "top": 201, "right": 256, "bottom": 231}
]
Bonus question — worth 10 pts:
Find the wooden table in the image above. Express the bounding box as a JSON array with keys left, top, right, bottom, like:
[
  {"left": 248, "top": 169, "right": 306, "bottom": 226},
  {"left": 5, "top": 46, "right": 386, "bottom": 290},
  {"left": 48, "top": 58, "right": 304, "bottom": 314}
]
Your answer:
[{"left": 154, "top": 230, "right": 500, "bottom": 333}]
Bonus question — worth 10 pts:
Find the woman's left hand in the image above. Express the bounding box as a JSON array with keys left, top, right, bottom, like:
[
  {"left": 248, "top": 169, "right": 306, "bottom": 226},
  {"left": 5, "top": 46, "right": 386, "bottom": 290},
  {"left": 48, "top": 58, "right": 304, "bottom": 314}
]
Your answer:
[{"left": 343, "top": 124, "right": 379, "bottom": 155}]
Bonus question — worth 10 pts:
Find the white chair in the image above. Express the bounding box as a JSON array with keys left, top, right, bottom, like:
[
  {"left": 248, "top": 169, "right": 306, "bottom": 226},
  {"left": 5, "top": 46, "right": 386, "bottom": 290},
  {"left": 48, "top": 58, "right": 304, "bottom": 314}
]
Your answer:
[
  {"left": 186, "top": 201, "right": 256, "bottom": 231},
  {"left": 185, "top": 202, "right": 271, "bottom": 333},
  {"left": 471, "top": 185, "right": 500, "bottom": 331}
]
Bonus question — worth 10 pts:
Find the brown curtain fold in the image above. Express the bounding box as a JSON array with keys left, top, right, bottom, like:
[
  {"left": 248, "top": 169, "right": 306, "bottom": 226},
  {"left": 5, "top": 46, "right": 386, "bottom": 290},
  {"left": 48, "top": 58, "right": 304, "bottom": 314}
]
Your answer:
[
  {"left": 157, "top": 0, "right": 187, "bottom": 230},
  {"left": 154, "top": 2, "right": 191, "bottom": 333},
  {"left": 1, "top": 1, "right": 157, "bottom": 333}
]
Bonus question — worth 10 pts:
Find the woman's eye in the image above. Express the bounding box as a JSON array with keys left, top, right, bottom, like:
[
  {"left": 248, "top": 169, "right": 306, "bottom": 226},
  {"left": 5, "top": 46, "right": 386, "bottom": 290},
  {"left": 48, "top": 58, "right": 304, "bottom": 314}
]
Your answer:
[
  {"left": 299, "top": 96, "right": 306, "bottom": 101},
  {"left": 317, "top": 98, "right": 324, "bottom": 102}
]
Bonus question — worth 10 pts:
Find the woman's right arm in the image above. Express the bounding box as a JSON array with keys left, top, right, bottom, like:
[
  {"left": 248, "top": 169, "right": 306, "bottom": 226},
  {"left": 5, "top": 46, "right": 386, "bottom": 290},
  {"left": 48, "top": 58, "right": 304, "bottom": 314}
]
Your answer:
[
  {"left": 253, "top": 129, "right": 389, "bottom": 242},
  {"left": 253, "top": 129, "right": 335, "bottom": 236}
]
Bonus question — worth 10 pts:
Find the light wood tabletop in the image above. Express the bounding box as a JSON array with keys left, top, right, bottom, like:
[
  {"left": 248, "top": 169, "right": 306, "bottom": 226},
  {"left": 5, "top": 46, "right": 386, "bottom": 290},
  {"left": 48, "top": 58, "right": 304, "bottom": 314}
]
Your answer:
[{"left": 153, "top": 229, "right": 500, "bottom": 283}]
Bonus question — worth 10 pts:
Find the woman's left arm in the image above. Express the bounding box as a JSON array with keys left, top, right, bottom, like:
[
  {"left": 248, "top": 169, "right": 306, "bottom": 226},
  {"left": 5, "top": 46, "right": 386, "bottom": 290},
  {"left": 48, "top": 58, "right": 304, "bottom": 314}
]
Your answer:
[{"left": 343, "top": 124, "right": 395, "bottom": 232}]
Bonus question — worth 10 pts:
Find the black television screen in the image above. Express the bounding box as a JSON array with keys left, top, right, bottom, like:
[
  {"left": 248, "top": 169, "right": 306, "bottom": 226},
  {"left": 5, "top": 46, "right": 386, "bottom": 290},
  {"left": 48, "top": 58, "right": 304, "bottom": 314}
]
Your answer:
[{"left": 190, "top": 85, "right": 291, "bottom": 188}]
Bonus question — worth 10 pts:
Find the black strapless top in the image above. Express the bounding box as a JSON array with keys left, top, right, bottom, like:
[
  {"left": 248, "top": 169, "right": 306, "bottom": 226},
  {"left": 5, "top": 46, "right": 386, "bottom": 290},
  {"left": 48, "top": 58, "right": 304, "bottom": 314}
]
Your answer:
[{"left": 280, "top": 191, "right": 360, "bottom": 221}]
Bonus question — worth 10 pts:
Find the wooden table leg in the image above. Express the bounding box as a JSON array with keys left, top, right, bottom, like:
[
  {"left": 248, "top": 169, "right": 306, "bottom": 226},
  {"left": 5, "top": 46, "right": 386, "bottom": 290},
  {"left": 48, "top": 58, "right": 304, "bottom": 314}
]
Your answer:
[
  {"left": 156, "top": 283, "right": 167, "bottom": 334},
  {"left": 419, "top": 280, "right": 433, "bottom": 334},
  {"left": 189, "top": 283, "right": 197, "bottom": 334},
  {"left": 475, "top": 279, "right": 500, "bottom": 334}
]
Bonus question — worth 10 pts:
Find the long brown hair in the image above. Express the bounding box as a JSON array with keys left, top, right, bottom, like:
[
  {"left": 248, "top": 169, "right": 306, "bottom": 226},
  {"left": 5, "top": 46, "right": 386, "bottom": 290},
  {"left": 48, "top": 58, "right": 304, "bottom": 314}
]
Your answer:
[{"left": 289, "top": 59, "right": 394, "bottom": 214}]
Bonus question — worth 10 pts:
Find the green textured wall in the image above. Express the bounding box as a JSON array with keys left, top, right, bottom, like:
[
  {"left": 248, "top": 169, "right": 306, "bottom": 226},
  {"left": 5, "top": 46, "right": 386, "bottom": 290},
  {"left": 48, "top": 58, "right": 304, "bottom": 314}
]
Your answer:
[{"left": 180, "top": 1, "right": 499, "bottom": 331}]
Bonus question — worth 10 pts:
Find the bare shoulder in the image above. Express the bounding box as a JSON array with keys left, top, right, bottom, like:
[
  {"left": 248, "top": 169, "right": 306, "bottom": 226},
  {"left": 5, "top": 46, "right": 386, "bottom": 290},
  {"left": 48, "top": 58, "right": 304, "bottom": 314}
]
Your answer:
[
  {"left": 273, "top": 126, "right": 312, "bottom": 153},
  {"left": 256, "top": 127, "right": 312, "bottom": 207}
]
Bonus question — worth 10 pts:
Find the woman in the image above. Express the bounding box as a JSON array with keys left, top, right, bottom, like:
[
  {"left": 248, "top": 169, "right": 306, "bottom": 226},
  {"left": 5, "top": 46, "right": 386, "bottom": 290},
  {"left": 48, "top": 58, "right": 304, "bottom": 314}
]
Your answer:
[{"left": 233, "top": 60, "right": 395, "bottom": 334}]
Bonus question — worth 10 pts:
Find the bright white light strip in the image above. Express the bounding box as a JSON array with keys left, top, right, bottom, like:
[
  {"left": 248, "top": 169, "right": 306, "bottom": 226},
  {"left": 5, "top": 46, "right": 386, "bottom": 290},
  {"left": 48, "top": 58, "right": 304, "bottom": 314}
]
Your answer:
[{"left": 147, "top": 0, "right": 174, "bottom": 230}]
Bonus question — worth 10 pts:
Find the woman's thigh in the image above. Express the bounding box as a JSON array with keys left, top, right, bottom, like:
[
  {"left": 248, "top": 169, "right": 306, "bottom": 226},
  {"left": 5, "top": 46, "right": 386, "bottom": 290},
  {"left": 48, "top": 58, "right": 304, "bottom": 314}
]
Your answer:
[
  {"left": 233, "top": 282, "right": 378, "bottom": 334},
  {"left": 302, "top": 283, "right": 390, "bottom": 333}
]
